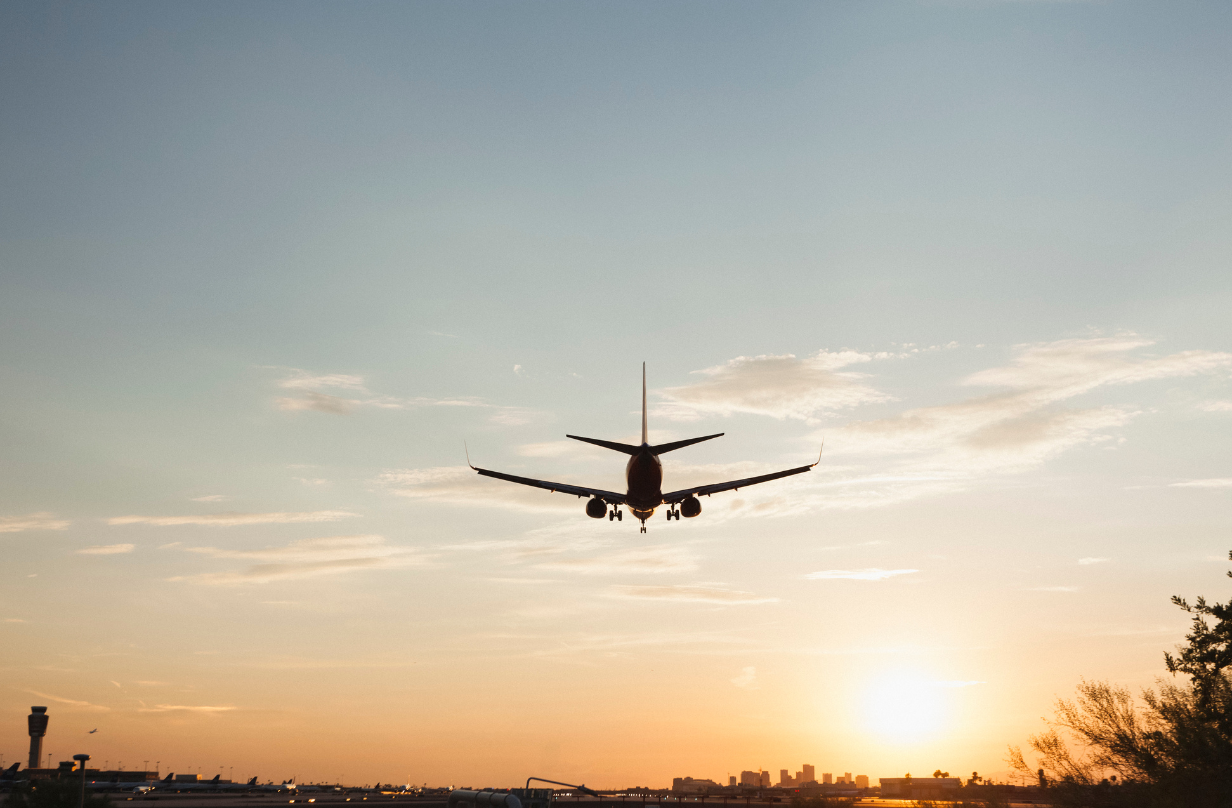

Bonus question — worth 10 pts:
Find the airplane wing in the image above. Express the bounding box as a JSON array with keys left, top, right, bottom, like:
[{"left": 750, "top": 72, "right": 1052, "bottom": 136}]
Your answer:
[
  {"left": 469, "top": 463, "right": 627, "bottom": 504},
  {"left": 661, "top": 447, "right": 822, "bottom": 503}
]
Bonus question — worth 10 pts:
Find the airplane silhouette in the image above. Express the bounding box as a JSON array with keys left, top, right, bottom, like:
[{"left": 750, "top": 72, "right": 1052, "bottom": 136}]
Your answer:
[
  {"left": 88, "top": 729, "right": 98, "bottom": 734},
  {"left": 469, "top": 364, "right": 821, "bottom": 533}
]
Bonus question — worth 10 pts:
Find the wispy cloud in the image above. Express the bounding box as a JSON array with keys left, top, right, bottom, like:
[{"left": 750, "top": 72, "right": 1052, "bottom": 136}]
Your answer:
[
  {"left": 25, "top": 690, "right": 109, "bottom": 712},
  {"left": 5, "top": 618, "right": 26, "bottom": 623},
  {"left": 805, "top": 568, "right": 918, "bottom": 581},
  {"left": 191, "top": 495, "right": 228, "bottom": 502},
  {"left": 1078, "top": 557, "right": 1109, "bottom": 565},
  {"left": 277, "top": 391, "right": 357, "bottom": 414},
  {"left": 608, "top": 584, "right": 778, "bottom": 604},
  {"left": 656, "top": 350, "right": 896, "bottom": 423},
  {"left": 1025, "top": 586, "right": 1080, "bottom": 592},
  {"left": 731, "top": 666, "right": 758, "bottom": 689},
  {"left": 837, "top": 336, "right": 1231, "bottom": 472},
  {"left": 0, "top": 512, "right": 70, "bottom": 533},
  {"left": 77, "top": 543, "right": 134, "bottom": 555},
  {"left": 378, "top": 466, "right": 581, "bottom": 512},
  {"left": 173, "top": 535, "right": 430, "bottom": 585},
  {"left": 1170, "top": 478, "right": 1232, "bottom": 489},
  {"left": 1198, "top": 400, "right": 1232, "bottom": 412},
  {"left": 534, "top": 545, "right": 697, "bottom": 576},
  {"left": 137, "top": 704, "right": 236, "bottom": 713},
  {"left": 270, "top": 366, "right": 540, "bottom": 423},
  {"left": 109, "top": 510, "right": 357, "bottom": 527}
]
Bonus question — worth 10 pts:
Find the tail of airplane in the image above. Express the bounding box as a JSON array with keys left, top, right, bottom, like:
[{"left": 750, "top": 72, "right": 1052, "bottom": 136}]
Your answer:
[
  {"left": 162, "top": 773, "right": 174, "bottom": 782},
  {"left": 1, "top": 762, "right": 20, "bottom": 779},
  {"left": 248, "top": 777, "right": 258, "bottom": 786},
  {"left": 565, "top": 364, "right": 724, "bottom": 456},
  {"left": 642, "top": 361, "right": 648, "bottom": 445},
  {"left": 210, "top": 775, "right": 220, "bottom": 783}
]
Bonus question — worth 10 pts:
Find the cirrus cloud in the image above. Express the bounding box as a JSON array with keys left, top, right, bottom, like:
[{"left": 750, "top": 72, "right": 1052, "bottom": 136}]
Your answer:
[
  {"left": 1, "top": 512, "right": 71, "bottom": 533},
  {"left": 108, "top": 510, "right": 358, "bottom": 527},
  {"left": 77, "top": 543, "right": 134, "bottom": 555},
  {"left": 805, "top": 568, "right": 919, "bottom": 581}
]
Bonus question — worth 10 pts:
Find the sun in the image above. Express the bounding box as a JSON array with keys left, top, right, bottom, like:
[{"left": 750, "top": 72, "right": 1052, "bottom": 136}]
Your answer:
[{"left": 861, "top": 670, "right": 948, "bottom": 743}]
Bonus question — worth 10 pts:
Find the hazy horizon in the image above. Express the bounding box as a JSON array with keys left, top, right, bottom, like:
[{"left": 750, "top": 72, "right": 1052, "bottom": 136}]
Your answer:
[{"left": 2, "top": 0, "right": 1231, "bottom": 789}]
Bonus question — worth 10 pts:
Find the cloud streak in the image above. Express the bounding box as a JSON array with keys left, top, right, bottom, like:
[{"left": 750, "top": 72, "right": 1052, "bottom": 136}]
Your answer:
[
  {"left": 109, "top": 510, "right": 357, "bottom": 527},
  {"left": 608, "top": 584, "right": 778, "bottom": 604},
  {"left": 657, "top": 350, "right": 895, "bottom": 423},
  {"left": 1, "top": 512, "right": 70, "bottom": 533},
  {"left": 805, "top": 568, "right": 919, "bottom": 581},
  {"left": 174, "top": 535, "right": 429, "bottom": 584},
  {"left": 77, "top": 544, "right": 134, "bottom": 555}
]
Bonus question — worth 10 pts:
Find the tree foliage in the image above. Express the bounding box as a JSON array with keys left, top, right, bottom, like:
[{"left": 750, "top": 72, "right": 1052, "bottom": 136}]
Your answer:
[
  {"left": 4, "top": 778, "right": 111, "bottom": 808},
  {"left": 1009, "top": 553, "right": 1232, "bottom": 807}
]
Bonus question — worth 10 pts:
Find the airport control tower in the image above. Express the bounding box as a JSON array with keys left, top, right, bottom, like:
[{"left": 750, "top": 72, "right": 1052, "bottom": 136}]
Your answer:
[{"left": 28, "top": 706, "right": 49, "bottom": 769}]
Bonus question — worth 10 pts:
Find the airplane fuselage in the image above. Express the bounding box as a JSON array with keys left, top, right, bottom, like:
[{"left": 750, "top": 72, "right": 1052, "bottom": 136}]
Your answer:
[{"left": 624, "top": 446, "right": 663, "bottom": 518}]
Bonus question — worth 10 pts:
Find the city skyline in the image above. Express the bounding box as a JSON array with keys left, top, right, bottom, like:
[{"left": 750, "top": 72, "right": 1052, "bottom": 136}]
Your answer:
[{"left": 3, "top": 0, "right": 1232, "bottom": 789}]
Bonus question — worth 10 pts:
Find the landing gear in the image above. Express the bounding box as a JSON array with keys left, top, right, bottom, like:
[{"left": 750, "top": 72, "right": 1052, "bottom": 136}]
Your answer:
[
  {"left": 665, "top": 508, "right": 680, "bottom": 521},
  {"left": 640, "top": 522, "right": 647, "bottom": 534},
  {"left": 609, "top": 507, "right": 622, "bottom": 521}
]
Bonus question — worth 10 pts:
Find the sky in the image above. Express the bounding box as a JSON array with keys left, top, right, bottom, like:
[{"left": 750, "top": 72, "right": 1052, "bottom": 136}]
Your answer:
[{"left": 2, "top": 0, "right": 1232, "bottom": 790}]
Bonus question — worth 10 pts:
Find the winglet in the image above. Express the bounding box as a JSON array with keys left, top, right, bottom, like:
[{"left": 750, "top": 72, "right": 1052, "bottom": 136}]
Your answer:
[
  {"left": 812, "top": 439, "right": 824, "bottom": 467},
  {"left": 641, "top": 362, "right": 648, "bottom": 445},
  {"left": 464, "top": 441, "right": 476, "bottom": 470}
]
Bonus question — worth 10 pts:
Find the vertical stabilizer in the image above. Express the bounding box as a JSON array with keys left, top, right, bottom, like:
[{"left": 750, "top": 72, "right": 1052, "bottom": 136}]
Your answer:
[{"left": 641, "top": 362, "right": 648, "bottom": 445}]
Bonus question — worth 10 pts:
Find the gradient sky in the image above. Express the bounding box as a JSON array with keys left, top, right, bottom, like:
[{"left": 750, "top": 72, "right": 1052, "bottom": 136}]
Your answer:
[{"left": 3, "top": 0, "right": 1232, "bottom": 790}]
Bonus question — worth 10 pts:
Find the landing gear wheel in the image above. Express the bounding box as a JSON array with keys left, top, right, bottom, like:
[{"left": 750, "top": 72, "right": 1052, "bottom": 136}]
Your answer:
[{"left": 640, "top": 524, "right": 647, "bottom": 534}]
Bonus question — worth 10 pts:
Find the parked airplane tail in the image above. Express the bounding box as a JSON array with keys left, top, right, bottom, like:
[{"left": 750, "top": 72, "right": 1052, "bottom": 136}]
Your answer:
[
  {"left": 1, "top": 762, "right": 20, "bottom": 778},
  {"left": 210, "top": 775, "right": 220, "bottom": 783},
  {"left": 162, "top": 773, "right": 174, "bottom": 782},
  {"left": 248, "top": 777, "right": 258, "bottom": 786}
]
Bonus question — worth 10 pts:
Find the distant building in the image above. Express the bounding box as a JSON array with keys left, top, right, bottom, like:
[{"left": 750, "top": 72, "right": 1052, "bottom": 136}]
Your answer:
[
  {"left": 879, "top": 778, "right": 961, "bottom": 799},
  {"left": 843, "top": 773, "right": 852, "bottom": 784},
  {"left": 855, "top": 776, "right": 868, "bottom": 789},
  {"left": 728, "top": 776, "right": 736, "bottom": 787},
  {"left": 802, "top": 765, "right": 814, "bottom": 784},
  {"left": 739, "top": 771, "right": 760, "bottom": 787},
  {"left": 672, "top": 777, "right": 720, "bottom": 794},
  {"left": 822, "top": 773, "right": 832, "bottom": 785},
  {"left": 778, "top": 770, "right": 792, "bottom": 787},
  {"left": 759, "top": 771, "right": 770, "bottom": 788}
]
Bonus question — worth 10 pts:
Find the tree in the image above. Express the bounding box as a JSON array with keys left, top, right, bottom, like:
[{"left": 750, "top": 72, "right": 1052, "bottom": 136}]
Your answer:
[
  {"left": 1008, "top": 553, "right": 1232, "bottom": 806},
  {"left": 5, "top": 778, "right": 112, "bottom": 808}
]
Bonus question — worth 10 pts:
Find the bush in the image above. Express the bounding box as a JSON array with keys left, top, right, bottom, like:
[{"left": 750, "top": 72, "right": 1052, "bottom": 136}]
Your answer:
[{"left": 4, "top": 779, "right": 112, "bottom": 808}]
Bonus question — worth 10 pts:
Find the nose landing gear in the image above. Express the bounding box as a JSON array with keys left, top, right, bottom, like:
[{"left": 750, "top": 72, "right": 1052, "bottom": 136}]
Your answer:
[{"left": 640, "top": 522, "right": 647, "bottom": 534}]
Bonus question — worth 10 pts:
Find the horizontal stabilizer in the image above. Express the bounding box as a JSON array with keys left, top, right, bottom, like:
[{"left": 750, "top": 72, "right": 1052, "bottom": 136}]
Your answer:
[
  {"left": 650, "top": 433, "right": 724, "bottom": 455},
  {"left": 566, "top": 434, "right": 641, "bottom": 454}
]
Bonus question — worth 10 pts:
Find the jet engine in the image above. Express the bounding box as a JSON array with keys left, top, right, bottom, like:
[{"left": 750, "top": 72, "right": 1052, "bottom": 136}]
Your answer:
[
  {"left": 680, "top": 495, "right": 702, "bottom": 518},
  {"left": 586, "top": 497, "right": 608, "bottom": 519}
]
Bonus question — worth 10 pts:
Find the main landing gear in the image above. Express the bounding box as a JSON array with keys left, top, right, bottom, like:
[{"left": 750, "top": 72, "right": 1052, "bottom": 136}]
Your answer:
[
  {"left": 665, "top": 507, "right": 681, "bottom": 521},
  {"left": 608, "top": 507, "right": 623, "bottom": 521}
]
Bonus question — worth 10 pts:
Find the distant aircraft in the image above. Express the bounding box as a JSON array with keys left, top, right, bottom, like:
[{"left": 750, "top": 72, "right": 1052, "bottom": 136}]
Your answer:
[
  {"left": 1, "top": 762, "right": 20, "bottom": 782},
  {"left": 469, "top": 364, "right": 821, "bottom": 533},
  {"left": 88, "top": 729, "right": 98, "bottom": 734}
]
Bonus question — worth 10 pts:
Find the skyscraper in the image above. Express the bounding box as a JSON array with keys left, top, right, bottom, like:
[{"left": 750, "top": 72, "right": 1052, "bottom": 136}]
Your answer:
[
  {"left": 802, "top": 765, "right": 814, "bottom": 784},
  {"left": 855, "top": 776, "right": 868, "bottom": 789},
  {"left": 779, "top": 770, "right": 792, "bottom": 787},
  {"left": 822, "top": 773, "right": 832, "bottom": 785},
  {"left": 760, "top": 771, "right": 770, "bottom": 788}
]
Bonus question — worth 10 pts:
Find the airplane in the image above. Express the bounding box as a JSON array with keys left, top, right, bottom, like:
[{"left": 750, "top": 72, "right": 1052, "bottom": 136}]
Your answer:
[
  {"left": 468, "top": 364, "right": 821, "bottom": 533},
  {"left": 1, "top": 762, "right": 20, "bottom": 783},
  {"left": 88, "top": 729, "right": 98, "bottom": 734}
]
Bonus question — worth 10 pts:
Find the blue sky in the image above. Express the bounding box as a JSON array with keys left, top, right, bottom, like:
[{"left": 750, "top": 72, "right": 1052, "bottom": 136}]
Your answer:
[{"left": 2, "top": 0, "right": 1232, "bottom": 788}]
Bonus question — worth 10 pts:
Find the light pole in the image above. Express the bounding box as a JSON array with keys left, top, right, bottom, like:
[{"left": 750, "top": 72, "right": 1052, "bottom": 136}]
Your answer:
[{"left": 74, "top": 754, "right": 91, "bottom": 808}]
